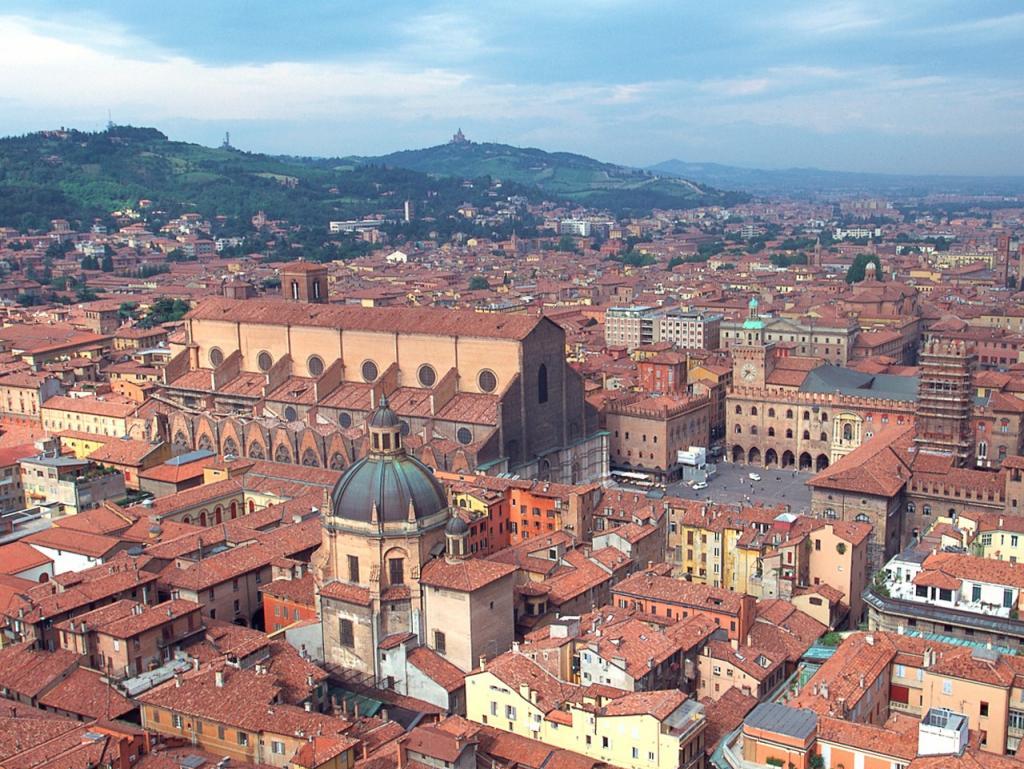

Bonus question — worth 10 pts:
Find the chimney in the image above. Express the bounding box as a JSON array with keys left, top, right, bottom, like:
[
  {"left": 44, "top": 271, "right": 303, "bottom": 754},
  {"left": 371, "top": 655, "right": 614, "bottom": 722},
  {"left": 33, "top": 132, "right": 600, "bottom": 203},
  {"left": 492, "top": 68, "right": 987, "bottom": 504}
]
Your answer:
[
  {"left": 174, "top": 674, "right": 181, "bottom": 688},
  {"left": 865, "top": 634, "right": 874, "bottom": 646},
  {"left": 859, "top": 674, "right": 865, "bottom": 689},
  {"left": 304, "top": 701, "right": 312, "bottom": 712},
  {"left": 215, "top": 670, "right": 224, "bottom": 688},
  {"left": 478, "top": 655, "right": 487, "bottom": 670}
]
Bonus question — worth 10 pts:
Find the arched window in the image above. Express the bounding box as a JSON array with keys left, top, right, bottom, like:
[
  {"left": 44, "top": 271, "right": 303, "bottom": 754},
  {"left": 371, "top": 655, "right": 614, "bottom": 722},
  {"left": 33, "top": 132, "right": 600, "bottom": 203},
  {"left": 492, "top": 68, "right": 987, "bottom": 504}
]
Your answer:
[
  {"left": 312, "top": 280, "right": 321, "bottom": 300},
  {"left": 821, "top": 412, "right": 828, "bottom": 422},
  {"left": 907, "top": 502, "right": 915, "bottom": 514},
  {"left": 803, "top": 430, "right": 810, "bottom": 440},
  {"left": 843, "top": 423, "right": 853, "bottom": 441},
  {"left": 786, "top": 409, "right": 794, "bottom": 419},
  {"left": 803, "top": 411, "right": 810, "bottom": 421},
  {"left": 735, "top": 405, "right": 743, "bottom": 415},
  {"left": 768, "top": 427, "right": 775, "bottom": 437},
  {"left": 750, "top": 425, "right": 758, "bottom": 435},
  {"left": 768, "top": 408, "right": 775, "bottom": 418},
  {"left": 823, "top": 508, "right": 837, "bottom": 519},
  {"left": 855, "top": 513, "right": 871, "bottom": 523},
  {"left": 786, "top": 429, "right": 793, "bottom": 439},
  {"left": 820, "top": 432, "right": 828, "bottom": 442},
  {"left": 923, "top": 505, "right": 931, "bottom": 516},
  {"left": 750, "top": 406, "right": 758, "bottom": 416},
  {"left": 978, "top": 441, "right": 988, "bottom": 458},
  {"left": 291, "top": 280, "right": 299, "bottom": 300},
  {"left": 537, "top": 364, "right": 548, "bottom": 404},
  {"left": 735, "top": 425, "right": 742, "bottom": 434}
]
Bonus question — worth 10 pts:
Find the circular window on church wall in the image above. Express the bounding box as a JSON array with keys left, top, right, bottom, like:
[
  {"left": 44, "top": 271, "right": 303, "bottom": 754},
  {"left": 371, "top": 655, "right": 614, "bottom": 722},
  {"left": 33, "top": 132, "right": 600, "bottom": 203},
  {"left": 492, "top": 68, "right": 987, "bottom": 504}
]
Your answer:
[
  {"left": 456, "top": 427, "right": 473, "bottom": 445},
  {"left": 361, "top": 360, "right": 379, "bottom": 382},
  {"left": 417, "top": 364, "right": 437, "bottom": 388},
  {"left": 339, "top": 412, "right": 352, "bottom": 428},
  {"left": 209, "top": 347, "right": 224, "bottom": 367},
  {"left": 478, "top": 369, "right": 498, "bottom": 393},
  {"left": 284, "top": 406, "right": 297, "bottom": 422},
  {"left": 307, "top": 355, "right": 325, "bottom": 377},
  {"left": 400, "top": 421, "right": 411, "bottom": 436},
  {"left": 257, "top": 351, "right": 273, "bottom": 372}
]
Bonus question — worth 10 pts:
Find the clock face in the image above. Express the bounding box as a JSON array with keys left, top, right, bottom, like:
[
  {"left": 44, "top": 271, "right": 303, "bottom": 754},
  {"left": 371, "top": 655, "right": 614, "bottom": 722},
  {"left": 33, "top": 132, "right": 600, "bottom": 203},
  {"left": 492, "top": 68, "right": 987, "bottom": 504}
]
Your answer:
[{"left": 741, "top": 363, "right": 758, "bottom": 382}]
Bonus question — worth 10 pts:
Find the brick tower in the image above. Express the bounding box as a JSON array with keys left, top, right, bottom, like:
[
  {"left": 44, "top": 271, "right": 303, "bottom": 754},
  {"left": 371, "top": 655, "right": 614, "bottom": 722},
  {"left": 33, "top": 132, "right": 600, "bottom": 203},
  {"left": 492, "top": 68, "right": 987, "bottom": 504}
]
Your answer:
[
  {"left": 913, "top": 339, "right": 975, "bottom": 465},
  {"left": 281, "top": 262, "right": 328, "bottom": 303}
]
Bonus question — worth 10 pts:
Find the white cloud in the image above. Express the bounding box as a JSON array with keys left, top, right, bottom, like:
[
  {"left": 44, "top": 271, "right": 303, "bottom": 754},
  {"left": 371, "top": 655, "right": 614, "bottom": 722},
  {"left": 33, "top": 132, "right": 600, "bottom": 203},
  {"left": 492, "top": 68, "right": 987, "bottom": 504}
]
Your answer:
[
  {"left": 777, "top": 2, "right": 886, "bottom": 35},
  {"left": 0, "top": 11, "right": 1020, "bottom": 171},
  {"left": 912, "top": 11, "right": 1024, "bottom": 39}
]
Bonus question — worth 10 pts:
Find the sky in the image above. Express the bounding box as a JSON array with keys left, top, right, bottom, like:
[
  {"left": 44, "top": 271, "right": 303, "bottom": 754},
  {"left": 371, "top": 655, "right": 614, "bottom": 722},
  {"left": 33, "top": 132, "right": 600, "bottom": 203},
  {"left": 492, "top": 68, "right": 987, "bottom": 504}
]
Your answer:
[{"left": 1, "top": 1, "right": 1022, "bottom": 175}]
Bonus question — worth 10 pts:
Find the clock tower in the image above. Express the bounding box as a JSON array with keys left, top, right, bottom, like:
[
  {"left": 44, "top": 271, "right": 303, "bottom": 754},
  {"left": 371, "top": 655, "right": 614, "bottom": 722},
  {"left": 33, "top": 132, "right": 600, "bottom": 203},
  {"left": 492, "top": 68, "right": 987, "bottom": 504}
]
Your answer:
[{"left": 732, "top": 297, "right": 774, "bottom": 389}]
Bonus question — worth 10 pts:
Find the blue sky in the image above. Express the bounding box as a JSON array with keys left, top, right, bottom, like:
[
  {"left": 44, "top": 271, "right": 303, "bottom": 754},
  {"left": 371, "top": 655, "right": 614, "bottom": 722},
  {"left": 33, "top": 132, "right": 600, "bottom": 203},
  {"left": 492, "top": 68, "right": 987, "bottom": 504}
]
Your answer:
[{"left": 1, "top": 1, "right": 1022, "bottom": 174}]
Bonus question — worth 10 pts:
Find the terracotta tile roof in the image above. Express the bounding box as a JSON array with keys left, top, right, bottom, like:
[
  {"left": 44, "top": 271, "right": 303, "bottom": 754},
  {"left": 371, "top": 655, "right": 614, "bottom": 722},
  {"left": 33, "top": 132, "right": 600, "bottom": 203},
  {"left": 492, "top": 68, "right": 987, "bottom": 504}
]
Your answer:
[
  {"left": 132, "top": 478, "right": 243, "bottom": 520},
  {"left": 259, "top": 572, "right": 316, "bottom": 606},
  {"left": 582, "top": 613, "right": 717, "bottom": 679},
  {"left": 420, "top": 556, "right": 515, "bottom": 592},
  {"left": 378, "top": 632, "right": 415, "bottom": 650},
  {"left": 707, "top": 639, "right": 785, "bottom": 681},
  {"left": 700, "top": 687, "right": 758, "bottom": 754},
  {"left": 919, "top": 550, "right": 1024, "bottom": 589},
  {"left": 481, "top": 652, "right": 581, "bottom": 714},
  {"left": 407, "top": 647, "right": 466, "bottom": 693},
  {"left": 159, "top": 541, "right": 274, "bottom": 591},
  {"left": 0, "top": 642, "right": 79, "bottom": 699},
  {"left": 95, "top": 599, "right": 201, "bottom": 639},
  {"left": 0, "top": 443, "right": 38, "bottom": 467},
  {"left": 41, "top": 394, "right": 136, "bottom": 419},
  {"left": 139, "top": 463, "right": 216, "bottom": 501},
  {"left": 612, "top": 570, "right": 746, "bottom": 616},
  {"left": 51, "top": 503, "right": 136, "bottom": 535},
  {"left": 88, "top": 438, "right": 162, "bottom": 466},
  {"left": 601, "top": 688, "right": 686, "bottom": 720},
  {"left": 0, "top": 541, "right": 53, "bottom": 575},
  {"left": 187, "top": 297, "right": 545, "bottom": 341},
  {"left": 818, "top": 713, "right": 919, "bottom": 762},
  {"left": 320, "top": 580, "right": 372, "bottom": 606},
  {"left": 808, "top": 424, "right": 914, "bottom": 497},
  {"left": 23, "top": 526, "right": 123, "bottom": 558},
  {"left": 37, "top": 666, "right": 136, "bottom": 720},
  {"left": 5, "top": 550, "right": 148, "bottom": 612}
]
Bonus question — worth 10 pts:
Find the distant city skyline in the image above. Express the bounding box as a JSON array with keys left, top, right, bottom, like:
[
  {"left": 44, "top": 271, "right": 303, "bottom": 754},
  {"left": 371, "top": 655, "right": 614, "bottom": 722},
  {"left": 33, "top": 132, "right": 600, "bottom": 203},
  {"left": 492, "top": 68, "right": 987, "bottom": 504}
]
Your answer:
[{"left": 1, "top": 1, "right": 1022, "bottom": 175}]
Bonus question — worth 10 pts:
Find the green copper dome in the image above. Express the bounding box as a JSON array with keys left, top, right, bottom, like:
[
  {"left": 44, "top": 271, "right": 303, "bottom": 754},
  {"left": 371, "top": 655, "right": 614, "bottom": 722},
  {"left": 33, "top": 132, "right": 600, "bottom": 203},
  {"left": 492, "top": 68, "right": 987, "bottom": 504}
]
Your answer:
[
  {"left": 329, "top": 395, "right": 448, "bottom": 526},
  {"left": 330, "top": 453, "right": 448, "bottom": 525}
]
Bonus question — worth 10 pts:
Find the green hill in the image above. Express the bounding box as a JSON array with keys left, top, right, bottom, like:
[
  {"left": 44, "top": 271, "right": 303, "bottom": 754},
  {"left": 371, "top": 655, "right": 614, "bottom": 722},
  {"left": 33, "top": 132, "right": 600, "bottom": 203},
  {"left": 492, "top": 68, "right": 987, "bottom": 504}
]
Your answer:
[
  {"left": 360, "top": 141, "right": 746, "bottom": 213},
  {"left": 0, "top": 127, "right": 745, "bottom": 232},
  {"left": 0, "top": 126, "right": 540, "bottom": 232}
]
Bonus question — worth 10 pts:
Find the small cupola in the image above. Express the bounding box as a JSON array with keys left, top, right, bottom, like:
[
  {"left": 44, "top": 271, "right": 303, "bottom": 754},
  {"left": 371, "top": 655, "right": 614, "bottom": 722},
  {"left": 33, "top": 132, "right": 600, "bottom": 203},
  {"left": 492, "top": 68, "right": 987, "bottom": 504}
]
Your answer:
[
  {"left": 368, "top": 395, "right": 403, "bottom": 455},
  {"left": 445, "top": 515, "right": 470, "bottom": 559}
]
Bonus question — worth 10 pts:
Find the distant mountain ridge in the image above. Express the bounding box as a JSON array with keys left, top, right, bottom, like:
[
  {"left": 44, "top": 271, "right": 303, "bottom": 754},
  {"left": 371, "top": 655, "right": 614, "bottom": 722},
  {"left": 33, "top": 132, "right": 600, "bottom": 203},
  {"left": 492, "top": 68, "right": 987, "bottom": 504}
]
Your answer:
[
  {"left": 649, "top": 159, "right": 1024, "bottom": 197},
  {"left": 356, "top": 140, "right": 747, "bottom": 213}
]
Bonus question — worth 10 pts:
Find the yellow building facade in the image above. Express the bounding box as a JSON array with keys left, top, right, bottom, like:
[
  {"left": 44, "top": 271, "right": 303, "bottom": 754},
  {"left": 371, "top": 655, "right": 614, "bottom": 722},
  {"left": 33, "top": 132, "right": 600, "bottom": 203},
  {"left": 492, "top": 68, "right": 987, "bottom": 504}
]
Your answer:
[{"left": 465, "top": 664, "right": 706, "bottom": 769}]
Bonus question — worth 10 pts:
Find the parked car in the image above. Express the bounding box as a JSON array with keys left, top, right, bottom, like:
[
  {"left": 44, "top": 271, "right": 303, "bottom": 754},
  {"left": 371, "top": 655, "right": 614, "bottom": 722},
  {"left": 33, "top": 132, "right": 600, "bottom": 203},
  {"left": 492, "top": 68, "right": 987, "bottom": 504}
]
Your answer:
[
  {"left": 691, "top": 481, "right": 708, "bottom": 490},
  {"left": 748, "top": 472, "right": 762, "bottom": 482}
]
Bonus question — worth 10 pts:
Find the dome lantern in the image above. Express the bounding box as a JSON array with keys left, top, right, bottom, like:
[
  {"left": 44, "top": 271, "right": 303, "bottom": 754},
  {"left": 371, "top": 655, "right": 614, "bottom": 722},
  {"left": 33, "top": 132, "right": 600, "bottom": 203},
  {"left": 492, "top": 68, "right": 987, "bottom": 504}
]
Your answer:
[{"left": 368, "top": 394, "right": 403, "bottom": 455}]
